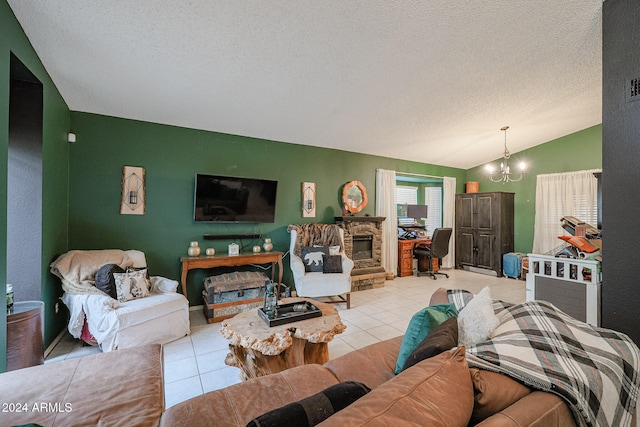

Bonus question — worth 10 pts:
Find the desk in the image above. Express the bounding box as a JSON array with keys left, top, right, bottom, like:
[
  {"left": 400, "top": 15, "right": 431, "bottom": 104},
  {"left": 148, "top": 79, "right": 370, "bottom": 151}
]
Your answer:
[
  {"left": 180, "top": 251, "right": 283, "bottom": 302},
  {"left": 220, "top": 298, "right": 345, "bottom": 380},
  {"left": 398, "top": 238, "right": 431, "bottom": 277}
]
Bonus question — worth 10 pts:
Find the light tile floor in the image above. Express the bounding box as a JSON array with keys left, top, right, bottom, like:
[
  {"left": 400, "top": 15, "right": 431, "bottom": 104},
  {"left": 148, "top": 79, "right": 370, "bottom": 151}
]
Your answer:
[{"left": 45, "top": 269, "right": 526, "bottom": 409}]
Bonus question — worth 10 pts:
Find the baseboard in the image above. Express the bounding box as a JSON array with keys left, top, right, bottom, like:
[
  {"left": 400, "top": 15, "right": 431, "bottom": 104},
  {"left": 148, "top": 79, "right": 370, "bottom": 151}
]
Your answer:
[
  {"left": 464, "top": 266, "right": 498, "bottom": 277},
  {"left": 44, "top": 328, "right": 68, "bottom": 358}
]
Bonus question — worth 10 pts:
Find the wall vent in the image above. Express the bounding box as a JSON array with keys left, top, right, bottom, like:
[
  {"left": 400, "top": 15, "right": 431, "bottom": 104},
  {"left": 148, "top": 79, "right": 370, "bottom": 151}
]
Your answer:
[{"left": 626, "top": 77, "right": 640, "bottom": 102}]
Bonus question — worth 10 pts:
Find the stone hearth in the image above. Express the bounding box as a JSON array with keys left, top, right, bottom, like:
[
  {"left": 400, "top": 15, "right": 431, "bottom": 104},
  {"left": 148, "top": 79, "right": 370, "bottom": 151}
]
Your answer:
[{"left": 335, "top": 216, "right": 386, "bottom": 292}]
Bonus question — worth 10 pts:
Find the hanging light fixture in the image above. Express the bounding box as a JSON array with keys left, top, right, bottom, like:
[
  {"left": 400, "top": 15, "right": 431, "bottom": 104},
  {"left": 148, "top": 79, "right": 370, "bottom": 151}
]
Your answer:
[{"left": 485, "top": 126, "right": 525, "bottom": 183}]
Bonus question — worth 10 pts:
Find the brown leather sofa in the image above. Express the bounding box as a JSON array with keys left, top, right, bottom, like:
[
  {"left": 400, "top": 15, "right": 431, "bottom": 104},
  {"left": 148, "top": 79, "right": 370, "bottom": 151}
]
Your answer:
[
  {"left": 4, "top": 286, "right": 623, "bottom": 426},
  {"left": 161, "top": 286, "right": 579, "bottom": 426},
  {"left": 0, "top": 336, "right": 581, "bottom": 427},
  {"left": 0, "top": 344, "right": 165, "bottom": 427},
  {"left": 160, "top": 336, "right": 576, "bottom": 427}
]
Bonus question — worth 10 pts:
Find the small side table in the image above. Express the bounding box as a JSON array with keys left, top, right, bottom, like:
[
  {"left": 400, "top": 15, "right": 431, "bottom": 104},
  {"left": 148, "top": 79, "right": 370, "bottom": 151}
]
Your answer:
[
  {"left": 7, "top": 301, "right": 44, "bottom": 371},
  {"left": 220, "top": 298, "right": 345, "bottom": 380}
]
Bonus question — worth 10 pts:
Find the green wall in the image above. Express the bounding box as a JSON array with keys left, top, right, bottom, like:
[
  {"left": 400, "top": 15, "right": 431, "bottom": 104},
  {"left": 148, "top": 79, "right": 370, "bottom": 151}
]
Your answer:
[
  {"left": 1, "top": 0, "right": 71, "bottom": 371},
  {"left": 466, "top": 125, "right": 602, "bottom": 253},
  {"left": 68, "top": 112, "right": 466, "bottom": 304}
]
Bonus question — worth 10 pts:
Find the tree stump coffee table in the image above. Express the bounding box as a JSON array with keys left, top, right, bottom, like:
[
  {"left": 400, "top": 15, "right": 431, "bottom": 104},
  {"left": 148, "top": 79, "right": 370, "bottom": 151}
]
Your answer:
[{"left": 219, "top": 298, "right": 346, "bottom": 380}]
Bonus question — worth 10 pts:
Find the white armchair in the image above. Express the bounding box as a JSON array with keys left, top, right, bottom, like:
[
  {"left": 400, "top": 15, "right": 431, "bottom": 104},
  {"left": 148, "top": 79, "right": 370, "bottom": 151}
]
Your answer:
[
  {"left": 51, "top": 249, "right": 190, "bottom": 352},
  {"left": 288, "top": 225, "right": 354, "bottom": 309}
]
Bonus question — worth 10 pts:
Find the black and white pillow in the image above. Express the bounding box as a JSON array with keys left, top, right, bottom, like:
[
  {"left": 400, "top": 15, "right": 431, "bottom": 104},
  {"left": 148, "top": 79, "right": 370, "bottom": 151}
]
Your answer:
[
  {"left": 301, "top": 246, "right": 329, "bottom": 272},
  {"left": 114, "top": 268, "right": 151, "bottom": 302}
]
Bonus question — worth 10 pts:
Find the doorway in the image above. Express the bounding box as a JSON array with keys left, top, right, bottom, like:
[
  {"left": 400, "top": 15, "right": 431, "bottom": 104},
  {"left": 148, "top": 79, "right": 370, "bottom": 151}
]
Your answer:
[{"left": 7, "top": 53, "right": 43, "bottom": 301}]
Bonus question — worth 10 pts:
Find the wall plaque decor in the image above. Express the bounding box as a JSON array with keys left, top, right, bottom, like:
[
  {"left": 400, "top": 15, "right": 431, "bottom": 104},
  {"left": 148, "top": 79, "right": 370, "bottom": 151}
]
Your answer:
[
  {"left": 302, "top": 182, "right": 316, "bottom": 218},
  {"left": 120, "top": 166, "right": 145, "bottom": 215}
]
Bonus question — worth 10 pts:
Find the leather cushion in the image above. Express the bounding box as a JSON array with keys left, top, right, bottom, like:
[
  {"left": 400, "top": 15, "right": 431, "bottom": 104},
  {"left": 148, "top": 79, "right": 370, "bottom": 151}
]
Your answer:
[
  {"left": 401, "top": 316, "right": 458, "bottom": 372},
  {"left": 469, "top": 368, "right": 532, "bottom": 424},
  {"left": 429, "top": 287, "right": 449, "bottom": 305},
  {"left": 246, "top": 381, "right": 371, "bottom": 427},
  {"left": 94, "top": 263, "right": 125, "bottom": 299},
  {"left": 319, "top": 347, "right": 474, "bottom": 427}
]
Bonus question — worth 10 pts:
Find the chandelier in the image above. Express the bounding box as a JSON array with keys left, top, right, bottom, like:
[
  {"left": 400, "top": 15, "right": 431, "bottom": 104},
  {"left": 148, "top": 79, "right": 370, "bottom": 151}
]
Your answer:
[{"left": 485, "top": 126, "right": 525, "bottom": 183}]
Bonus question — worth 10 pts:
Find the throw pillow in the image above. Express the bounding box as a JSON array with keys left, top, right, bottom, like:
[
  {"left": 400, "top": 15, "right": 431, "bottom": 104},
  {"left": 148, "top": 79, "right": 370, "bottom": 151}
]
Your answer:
[
  {"left": 394, "top": 303, "right": 457, "bottom": 374},
  {"left": 457, "top": 287, "right": 500, "bottom": 348},
  {"left": 469, "top": 368, "right": 532, "bottom": 424},
  {"left": 246, "top": 381, "right": 371, "bottom": 427},
  {"left": 301, "top": 246, "right": 328, "bottom": 272},
  {"left": 323, "top": 255, "right": 343, "bottom": 273},
  {"left": 126, "top": 266, "right": 150, "bottom": 279},
  {"left": 114, "top": 268, "right": 151, "bottom": 302},
  {"left": 447, "top": 288, "right": 475, "bottom": 311},
  {"left": 94, "top": 263, "right": 125, "bottom": 299},
  {"left": 401, "top": 316, "right": 458, "bottom": 372}
]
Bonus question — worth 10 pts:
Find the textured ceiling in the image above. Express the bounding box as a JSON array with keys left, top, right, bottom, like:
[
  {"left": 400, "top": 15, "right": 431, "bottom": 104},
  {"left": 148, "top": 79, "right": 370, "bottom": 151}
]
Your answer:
[{"left": 7, "top": 1, "right": 603, "bottom": 169}]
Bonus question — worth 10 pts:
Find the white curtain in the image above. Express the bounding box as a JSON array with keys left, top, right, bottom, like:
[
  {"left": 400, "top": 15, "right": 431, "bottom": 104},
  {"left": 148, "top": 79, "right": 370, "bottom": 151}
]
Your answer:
[
  {"left": 442, "top": 177, "right": 456, "bottom": 268},
  {"left": 532, "top": 169, "right": 601, "bottom": 254},
  {"left": 375, "top": 169, "right": 398, "bottom": 276}
]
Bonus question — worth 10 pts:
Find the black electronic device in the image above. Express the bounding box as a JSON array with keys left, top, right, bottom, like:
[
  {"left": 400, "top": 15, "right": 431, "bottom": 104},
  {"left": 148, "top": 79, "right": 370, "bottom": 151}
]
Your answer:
[
  {"left": 194, "top": 174, "right": 278, "bottom": 223},
  {"left": 406, "top": 204, "right": 428, "bottom": 220}
]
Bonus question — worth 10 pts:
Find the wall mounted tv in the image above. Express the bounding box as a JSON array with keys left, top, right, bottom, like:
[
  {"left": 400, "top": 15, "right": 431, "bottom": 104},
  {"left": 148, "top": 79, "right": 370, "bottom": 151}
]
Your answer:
[{"left": 194, "top": 174, "right": 278, "bottom": 223}]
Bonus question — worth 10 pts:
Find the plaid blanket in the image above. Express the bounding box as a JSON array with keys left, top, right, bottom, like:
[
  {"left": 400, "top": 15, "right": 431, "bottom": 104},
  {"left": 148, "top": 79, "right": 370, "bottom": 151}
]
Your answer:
[{"left": 465, "top": 300, "right": 640, "bottom": 427}]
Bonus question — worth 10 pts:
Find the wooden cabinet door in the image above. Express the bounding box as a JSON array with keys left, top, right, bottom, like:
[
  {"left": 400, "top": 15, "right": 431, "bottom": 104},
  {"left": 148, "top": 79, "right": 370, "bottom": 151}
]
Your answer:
[
  {"left": 476, "top": 193, "right": 495, "bottom": 232},
  {"left": 456, "top": 230, "right": 475, "bottom": 266},
  {"left": 456, "top": 195, "right": 475, "bottom": 229},
  {"left": 476, "top": 232, "right": 495, "bottom": 270}
]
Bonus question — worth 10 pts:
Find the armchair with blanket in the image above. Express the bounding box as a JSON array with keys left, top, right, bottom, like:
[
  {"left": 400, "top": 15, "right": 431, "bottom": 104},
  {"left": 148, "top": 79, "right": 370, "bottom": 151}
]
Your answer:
[
  {"left": 51, "top": 249, "right": 190, "bottom": 352},
  {"left": 288, "top": 223, "right": 354, "bottom": 308}
]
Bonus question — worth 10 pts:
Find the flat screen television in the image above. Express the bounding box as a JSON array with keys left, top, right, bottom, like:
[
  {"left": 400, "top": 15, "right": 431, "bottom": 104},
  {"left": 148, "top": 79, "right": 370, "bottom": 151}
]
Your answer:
[{"left": 193, "top": 174, "right": 278, "bottom": 223}]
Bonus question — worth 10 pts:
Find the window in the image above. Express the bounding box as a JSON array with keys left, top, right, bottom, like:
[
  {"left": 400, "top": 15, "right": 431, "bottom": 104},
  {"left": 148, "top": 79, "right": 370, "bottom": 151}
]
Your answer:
[
  {"left": 396, "top": 186, "right": 417, "bottom": 225},
  {"left": 424, "top": 187, "right": 442, "bottom": 235},
  {"left": 532, "top": 169, "right": 600, "bottom": 254}
]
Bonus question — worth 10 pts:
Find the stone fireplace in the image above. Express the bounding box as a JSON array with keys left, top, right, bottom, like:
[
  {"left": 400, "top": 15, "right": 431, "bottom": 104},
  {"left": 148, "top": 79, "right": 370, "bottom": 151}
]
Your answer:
[{"left": 335, "top": 216, "right": 386, "bottom": 292}]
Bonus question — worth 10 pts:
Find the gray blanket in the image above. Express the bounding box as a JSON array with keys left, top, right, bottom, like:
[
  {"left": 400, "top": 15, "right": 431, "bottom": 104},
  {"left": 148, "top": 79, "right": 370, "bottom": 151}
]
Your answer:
[{"left": 466, "top": 300, "right": 640, "bottom": 427}]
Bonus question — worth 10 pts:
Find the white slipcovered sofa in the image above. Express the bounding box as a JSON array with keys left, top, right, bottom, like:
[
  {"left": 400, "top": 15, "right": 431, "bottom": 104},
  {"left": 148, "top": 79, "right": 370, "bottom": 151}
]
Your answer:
[{"left": 51, "top": 249, "right": 190, "bottom": 352}]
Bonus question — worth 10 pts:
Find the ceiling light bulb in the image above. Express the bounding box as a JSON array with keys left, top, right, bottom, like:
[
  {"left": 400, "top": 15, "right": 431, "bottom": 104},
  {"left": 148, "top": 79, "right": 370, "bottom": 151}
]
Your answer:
[
  {"left": 519, "top": 161, "right": 526, "bottom": 170},
  {"left": 485, "top": 164, "right": 494, "bottom": 173}
]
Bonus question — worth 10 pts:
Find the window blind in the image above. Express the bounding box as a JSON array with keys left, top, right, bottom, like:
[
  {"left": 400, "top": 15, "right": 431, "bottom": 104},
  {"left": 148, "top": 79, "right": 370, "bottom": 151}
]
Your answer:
[
  {"left": 424, "top": 187, "right": 442, "bottom": 235},
  {"left": 396, "top": 186, "right": 417, "bottom": 225}
]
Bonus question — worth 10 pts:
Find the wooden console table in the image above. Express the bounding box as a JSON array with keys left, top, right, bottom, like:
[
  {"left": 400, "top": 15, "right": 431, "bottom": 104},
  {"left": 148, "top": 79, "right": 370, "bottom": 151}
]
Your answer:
[{"left": 180, "top": 251, "right": 283, "bottom": 302}]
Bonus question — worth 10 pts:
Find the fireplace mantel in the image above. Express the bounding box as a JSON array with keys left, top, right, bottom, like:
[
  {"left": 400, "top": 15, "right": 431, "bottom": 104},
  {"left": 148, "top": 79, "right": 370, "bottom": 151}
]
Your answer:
[{"left": 334, "top": 216, "right": 386, "bottom": 224}]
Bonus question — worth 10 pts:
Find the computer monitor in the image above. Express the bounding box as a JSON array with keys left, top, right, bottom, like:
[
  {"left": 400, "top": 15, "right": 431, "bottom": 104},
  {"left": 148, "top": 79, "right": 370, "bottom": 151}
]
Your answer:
[{"left": 407, "top": 204, "right": 428, "bottom": 219}]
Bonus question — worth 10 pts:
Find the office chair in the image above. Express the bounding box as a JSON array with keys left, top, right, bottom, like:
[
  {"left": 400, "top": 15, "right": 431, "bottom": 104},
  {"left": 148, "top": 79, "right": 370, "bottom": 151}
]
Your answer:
[{"left": 413, "top": 228, "right": 453, "bottom": 280}]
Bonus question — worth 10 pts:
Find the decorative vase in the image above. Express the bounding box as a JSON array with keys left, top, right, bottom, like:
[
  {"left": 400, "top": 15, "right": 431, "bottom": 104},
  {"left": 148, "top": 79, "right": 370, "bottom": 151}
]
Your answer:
[
  {"left": 205, "top": 248, "right": 215, "bottom": 256},
  {"left": 188, "top": 241, "right": 201, "bottom": 257},
  {"left": 263, "top": 238, "right": 273, "bottom": 252},
  {"left": 252, "top": 245, "right": 261, "bottom": 253}
]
